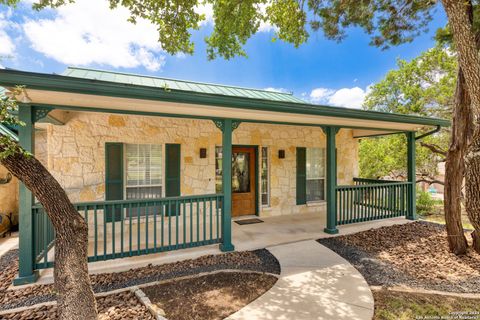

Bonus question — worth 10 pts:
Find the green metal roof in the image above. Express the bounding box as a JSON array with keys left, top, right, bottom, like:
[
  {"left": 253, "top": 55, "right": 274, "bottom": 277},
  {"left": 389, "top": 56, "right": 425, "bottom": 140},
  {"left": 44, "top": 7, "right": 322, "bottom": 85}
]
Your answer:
[
  {"left": 0, "top": 68, "right": 450, "bottom": 129},
  {"left": 63, "top": 67, "right": 305, "bottom": 104},
  {"left": 0, "top": 123, "right": 18, "bottom": 141}
]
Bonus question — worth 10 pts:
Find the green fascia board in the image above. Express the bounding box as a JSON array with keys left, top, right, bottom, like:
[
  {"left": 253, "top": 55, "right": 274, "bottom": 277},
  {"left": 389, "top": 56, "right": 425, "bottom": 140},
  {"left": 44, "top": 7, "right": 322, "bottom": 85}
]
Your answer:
[{"left": 0, "top": 69, "right": 450, "bottom": 128}]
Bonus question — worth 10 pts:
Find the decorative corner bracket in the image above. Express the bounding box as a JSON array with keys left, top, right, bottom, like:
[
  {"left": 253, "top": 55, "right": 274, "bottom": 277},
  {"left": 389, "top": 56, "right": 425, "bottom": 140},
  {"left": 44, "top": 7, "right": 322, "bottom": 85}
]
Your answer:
[
  {"left": 321, "top": 126, "right": 340, "bottom": 135},
  {"left": 33, "top": 106, "right": 53, "bottom": 123},
  {"left": 212, "top": 119, "right": 242, "bottom": 132}
]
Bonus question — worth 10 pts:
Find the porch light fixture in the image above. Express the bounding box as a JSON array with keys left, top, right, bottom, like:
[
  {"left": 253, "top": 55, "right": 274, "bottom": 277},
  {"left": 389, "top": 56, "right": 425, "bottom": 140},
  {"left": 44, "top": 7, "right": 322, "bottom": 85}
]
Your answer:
[
  {"left": 200, "top": 148, "right": 207, "bottom": 158},
  {"left": 278, "top": 149, "right": 285, "bottom": 159}
]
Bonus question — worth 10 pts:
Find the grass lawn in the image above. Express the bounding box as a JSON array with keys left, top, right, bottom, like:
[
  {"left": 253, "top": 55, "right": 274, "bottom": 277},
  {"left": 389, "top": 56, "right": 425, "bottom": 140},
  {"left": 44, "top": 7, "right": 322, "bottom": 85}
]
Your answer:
[
  {"left": 420, "top": 213, "right": 475, "bottom": 230},
  {"left": 373, "top": 290, "right": 480, "bottom": 320}
]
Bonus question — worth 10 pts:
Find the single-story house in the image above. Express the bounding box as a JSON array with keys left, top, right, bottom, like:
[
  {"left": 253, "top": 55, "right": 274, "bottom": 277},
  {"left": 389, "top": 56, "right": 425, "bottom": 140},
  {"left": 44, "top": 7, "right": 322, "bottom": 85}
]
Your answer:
[{"left": 0, "top": 67, "right": 449, "bottom": 285}]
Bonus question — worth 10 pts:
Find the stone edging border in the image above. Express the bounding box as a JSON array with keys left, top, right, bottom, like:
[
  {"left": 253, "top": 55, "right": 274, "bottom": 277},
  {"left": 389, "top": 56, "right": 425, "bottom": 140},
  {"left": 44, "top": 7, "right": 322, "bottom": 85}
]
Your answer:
[
  {"left": 131, "top": 286, "right": 167, "bottom": 320},
  {"left": 0, "top": 269, "right": 279, "bottom": 317}
]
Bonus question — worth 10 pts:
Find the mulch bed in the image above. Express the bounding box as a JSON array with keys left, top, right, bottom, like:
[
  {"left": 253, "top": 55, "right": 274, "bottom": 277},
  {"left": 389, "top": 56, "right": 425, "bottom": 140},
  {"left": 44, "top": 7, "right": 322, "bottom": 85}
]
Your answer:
[
  {"left": 1, "top": 291, "right": 154, "bottom": 320},
  {"left": 0, "top": 248, "right": 280, "bottom": 312},
  {"left": 142, "top": 272, "right": 278, "bottom": 320},
  {"left": 318, "top": 221, "right": 480, "bottom": 293}
]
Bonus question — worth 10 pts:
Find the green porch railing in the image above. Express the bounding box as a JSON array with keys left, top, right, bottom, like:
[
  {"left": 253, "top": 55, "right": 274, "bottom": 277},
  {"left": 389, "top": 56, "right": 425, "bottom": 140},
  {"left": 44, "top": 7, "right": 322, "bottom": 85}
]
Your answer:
[
  {"left": 32, "top": 194, "right": 223, "bottom": 270},
  {"left": 336, "top": 181, "right": 412, "bottom": 225},
  {"left": 353, "top": 177, "right": 402, "bottom": 185}
]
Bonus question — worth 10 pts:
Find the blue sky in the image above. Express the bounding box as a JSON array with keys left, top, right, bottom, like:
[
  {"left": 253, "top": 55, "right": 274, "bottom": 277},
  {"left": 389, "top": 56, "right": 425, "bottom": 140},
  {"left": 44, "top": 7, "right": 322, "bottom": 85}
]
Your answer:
[{"left": 0, "top": 1, "right": 447, "bottom": 108}]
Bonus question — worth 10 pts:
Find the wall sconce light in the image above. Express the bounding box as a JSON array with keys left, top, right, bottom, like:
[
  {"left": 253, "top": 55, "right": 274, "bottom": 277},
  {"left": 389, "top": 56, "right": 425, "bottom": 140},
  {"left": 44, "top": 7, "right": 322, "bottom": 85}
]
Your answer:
[
  {"left": 200, "top": 148, "right": 207, "bottom": 158},
  {"left": 278, "top": 150, "right": 285, "bottom": 159}
]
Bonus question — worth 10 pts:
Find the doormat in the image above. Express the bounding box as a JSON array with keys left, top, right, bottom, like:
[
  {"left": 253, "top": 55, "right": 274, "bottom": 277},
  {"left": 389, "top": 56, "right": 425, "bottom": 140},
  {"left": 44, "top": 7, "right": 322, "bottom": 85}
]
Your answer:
[{"left": 235, "top": 218, "right": 264, "bottom": 225}]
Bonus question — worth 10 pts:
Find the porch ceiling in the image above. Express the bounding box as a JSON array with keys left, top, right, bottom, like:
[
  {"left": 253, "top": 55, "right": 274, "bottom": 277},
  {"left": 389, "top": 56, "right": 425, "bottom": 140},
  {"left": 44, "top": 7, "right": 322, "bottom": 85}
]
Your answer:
[{"left": 0, "top": 68, "right": 450, "bottom": 135}]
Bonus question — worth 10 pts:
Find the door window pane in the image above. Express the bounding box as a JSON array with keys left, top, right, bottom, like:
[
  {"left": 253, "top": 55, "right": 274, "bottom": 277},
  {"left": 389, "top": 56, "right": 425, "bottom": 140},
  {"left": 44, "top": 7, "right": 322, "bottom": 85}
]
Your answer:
[
  {"left": 232, "top": 152, "right": 250, "bottom": 193},
  {"left": 215, "top": 146, "right": 222, "bottom": 193},
  {"left": 261, "top": 147, "right": 270, "bottom": 206}
]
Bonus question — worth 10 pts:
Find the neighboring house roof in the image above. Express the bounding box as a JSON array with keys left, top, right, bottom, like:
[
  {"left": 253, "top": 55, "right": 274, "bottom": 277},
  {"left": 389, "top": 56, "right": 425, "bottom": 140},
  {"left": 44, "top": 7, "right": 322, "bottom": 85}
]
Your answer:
[
  {"left": 63, "top": 67, "right": 305, "bottom": 104},
  {"left": 0, "top": 123, "right": 18, "bottom": 141},
  {"left": 0, "top": 67, "right": 450, "bottom": 133}
]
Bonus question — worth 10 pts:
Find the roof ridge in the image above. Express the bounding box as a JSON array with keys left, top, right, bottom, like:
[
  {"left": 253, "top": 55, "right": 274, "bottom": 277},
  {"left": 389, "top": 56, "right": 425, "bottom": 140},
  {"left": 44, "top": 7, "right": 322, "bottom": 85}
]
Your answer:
[{"left": 64, "top": 66, "right": 295, "bottom": 96}]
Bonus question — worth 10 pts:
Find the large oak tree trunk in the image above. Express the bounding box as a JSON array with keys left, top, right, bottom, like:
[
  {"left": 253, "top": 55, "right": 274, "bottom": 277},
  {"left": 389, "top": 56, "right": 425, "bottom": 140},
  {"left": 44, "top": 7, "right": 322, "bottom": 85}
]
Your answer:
[
  {"left": 444, "top": 69, "right": 471, "bottom": 254},
  {"left": 443, "top": 0, "right": 480, "bottom": 254},
  {"left": 0, "top": 148, "right": 97, "bottom": 319}
]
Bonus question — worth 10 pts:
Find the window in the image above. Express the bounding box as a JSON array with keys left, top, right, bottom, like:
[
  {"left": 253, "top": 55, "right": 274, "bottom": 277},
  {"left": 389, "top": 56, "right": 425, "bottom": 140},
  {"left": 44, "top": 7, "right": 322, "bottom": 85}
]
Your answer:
[
  {"left": 261, "top": 147, "right": 270, "bottom": 206},
  {"left": 306, "top": 148, "right": 325, "bottom": 202},
  {"left": 215, "top": 146, "right": 223, "bottom": 193},
  {"left": 125, "top": 144, "right": 163, "bottom": 200}
]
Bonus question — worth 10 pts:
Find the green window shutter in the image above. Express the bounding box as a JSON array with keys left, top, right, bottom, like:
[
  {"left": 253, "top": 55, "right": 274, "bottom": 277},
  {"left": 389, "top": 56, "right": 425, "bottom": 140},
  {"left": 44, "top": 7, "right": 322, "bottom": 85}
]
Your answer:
[
  {"left": 105, "top": 143, "right": 123, "bottom": 222},
  {"left": 165, "top": 144, "right": 181, "bottom": 215},
  {"left": 296, "top": 147, "right": 307, "bottom": 205}
]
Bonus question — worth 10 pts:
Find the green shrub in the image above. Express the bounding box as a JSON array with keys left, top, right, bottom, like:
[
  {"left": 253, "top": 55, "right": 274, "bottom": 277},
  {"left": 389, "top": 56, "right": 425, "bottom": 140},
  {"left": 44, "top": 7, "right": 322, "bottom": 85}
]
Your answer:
[{"left": 416, "top": 189, "right": 436, "bottom": 216}]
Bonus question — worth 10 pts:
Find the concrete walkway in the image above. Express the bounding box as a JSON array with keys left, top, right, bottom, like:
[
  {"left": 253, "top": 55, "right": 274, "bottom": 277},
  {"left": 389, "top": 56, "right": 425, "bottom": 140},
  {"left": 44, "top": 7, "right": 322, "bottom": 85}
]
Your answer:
[{"left": 227, "top": 240, "right": 374, "bottom": 320}]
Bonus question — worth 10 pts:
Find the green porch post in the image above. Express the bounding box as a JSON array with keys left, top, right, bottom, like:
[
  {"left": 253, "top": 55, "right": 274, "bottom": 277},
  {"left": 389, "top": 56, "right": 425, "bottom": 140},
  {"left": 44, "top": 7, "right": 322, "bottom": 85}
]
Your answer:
[
  {"left": 220, "top": 119, "right": 235, "bottom": 252},
  {"left": 13, "top": 104, "right": 38, "bottom": 285},
  {"left": 406, "top": 131, "right": 417, "bottom": 220},
  {"left": 323, "top": 126, "right": 339, "bottom": 234}
]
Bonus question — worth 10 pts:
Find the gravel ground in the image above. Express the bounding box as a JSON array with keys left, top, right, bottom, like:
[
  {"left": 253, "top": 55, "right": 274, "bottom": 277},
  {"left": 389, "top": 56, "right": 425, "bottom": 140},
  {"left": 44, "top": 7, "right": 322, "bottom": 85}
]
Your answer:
[
  {"left": 142, "top": 272, "right": 278, "bottom": 320},
  {"left": 318, "top": 221, "right": 480, "bottom": 293},
  {"left": 1, "top": 291, "right": 154, "bottom": 320},
  {"left": 0, "top": 249, "right": 280, "bottom": 312}
]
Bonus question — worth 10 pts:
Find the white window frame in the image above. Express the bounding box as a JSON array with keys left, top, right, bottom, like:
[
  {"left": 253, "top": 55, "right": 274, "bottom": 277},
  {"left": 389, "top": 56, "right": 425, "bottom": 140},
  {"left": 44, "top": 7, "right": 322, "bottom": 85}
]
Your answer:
[
  {"left": 306, "top": 147, "right": 326, "bottom": 203},
  {"left": 261, "top": 146, "right": 270, "bottom": 207},
  {"left": 123, "top": 143, "right": 164, "bottom": 200}
]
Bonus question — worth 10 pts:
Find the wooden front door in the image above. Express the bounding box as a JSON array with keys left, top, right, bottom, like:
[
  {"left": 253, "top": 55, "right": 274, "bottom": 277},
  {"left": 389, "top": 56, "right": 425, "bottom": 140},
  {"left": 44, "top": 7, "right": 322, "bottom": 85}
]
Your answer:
[{"left": 232, "top": 146, "right": 256, "bottom": 217}]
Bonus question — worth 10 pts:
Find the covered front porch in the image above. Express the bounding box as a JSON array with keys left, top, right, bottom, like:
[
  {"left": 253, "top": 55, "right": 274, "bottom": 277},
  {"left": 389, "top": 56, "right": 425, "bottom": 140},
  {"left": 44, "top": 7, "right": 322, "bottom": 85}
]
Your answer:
[
  {"left": 0, "top": 67, "right": 448, "bottom": 285},
  {"left": 33, "top": 211, "right": 409, "bottom": 285}
]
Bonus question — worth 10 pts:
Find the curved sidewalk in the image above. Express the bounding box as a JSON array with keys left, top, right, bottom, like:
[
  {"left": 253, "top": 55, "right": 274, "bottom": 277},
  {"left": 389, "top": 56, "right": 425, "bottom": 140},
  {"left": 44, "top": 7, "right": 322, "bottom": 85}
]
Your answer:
[{"left": 227, "top": 240, "right": 374, "bottom": 320}]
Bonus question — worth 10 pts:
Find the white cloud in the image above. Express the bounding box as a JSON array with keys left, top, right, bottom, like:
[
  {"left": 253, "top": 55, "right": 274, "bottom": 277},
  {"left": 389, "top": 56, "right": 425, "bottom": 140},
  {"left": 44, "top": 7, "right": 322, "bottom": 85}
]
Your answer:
[
  {"left": 22, "top": 0, "right": 165, "bottom": 71},
  {"left": 0, "top": 12, "right": 16, "bottom": 56},
  {"left": 196, "top": 3, "right": 214, "bottom": 26},
  {"left": 309, "top": 88, "right": 334, "bottom": 102},
  {"left": 309, "top": 86, "right": 370, "bottom": 109}
]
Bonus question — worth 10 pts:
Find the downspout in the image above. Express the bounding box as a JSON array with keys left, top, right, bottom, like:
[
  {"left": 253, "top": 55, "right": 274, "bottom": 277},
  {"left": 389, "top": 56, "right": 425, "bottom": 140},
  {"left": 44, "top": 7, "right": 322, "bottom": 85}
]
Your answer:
[{"left": 415, "top": 125, "right": 441, "bottom": 141}]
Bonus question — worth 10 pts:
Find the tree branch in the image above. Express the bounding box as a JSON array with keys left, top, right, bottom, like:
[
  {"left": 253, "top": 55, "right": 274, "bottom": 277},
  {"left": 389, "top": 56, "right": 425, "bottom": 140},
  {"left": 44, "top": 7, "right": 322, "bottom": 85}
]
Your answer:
[
  {"left": 417, "top": 178, "right": 444, "bottom": 186},
  {"left": 419, "top": 141, "right": 447, "bottom": 156}
]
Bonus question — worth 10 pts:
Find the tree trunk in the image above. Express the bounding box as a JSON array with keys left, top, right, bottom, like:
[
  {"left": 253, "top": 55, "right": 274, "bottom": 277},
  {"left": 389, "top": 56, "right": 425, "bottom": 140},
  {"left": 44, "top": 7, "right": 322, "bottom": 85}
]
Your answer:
[
  {"left": 0, "top": 148, "right": 97, "bottom": 319},
  {"left": 444, "top": 69, "right": 471, "bottom": 254},
  {"left": 442, "top": 0, "right": 480, "bottom": 254}
]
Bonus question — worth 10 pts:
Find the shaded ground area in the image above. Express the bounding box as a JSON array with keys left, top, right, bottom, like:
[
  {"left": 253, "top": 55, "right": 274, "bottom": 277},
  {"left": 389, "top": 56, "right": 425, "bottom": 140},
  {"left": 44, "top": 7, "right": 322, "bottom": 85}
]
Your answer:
[
  {"left": 0, "top": 249, "right": 280, "bottom": 312},
  {"left": 1, "top": 291, "right": 154, "bottom": 320},
  {"left": 318, "top": 221, "right": 480, "bottom": 293},
  {"left": 143, "top": 272, "right": 278, "bottom": 320},
  {"left": 372, "top": 289, "right": 480, "bottom": 320}
]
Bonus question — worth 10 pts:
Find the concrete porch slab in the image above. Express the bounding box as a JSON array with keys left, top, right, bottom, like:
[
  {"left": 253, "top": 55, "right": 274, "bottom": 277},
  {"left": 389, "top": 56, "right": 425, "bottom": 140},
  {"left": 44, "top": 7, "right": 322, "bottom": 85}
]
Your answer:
[{"left": 32, "top": 212, "right": 409, "bottom": 286}]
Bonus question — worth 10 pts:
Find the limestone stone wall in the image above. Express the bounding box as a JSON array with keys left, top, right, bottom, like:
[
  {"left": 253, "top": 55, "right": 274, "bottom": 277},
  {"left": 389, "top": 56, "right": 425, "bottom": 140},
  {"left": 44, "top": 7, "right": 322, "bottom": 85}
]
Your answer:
[
  {"left": 41, "top": 111, "right": 358, "bottom": 217},
  {"left": 0, "top": 165, "right": 18, "bottom": 220}
]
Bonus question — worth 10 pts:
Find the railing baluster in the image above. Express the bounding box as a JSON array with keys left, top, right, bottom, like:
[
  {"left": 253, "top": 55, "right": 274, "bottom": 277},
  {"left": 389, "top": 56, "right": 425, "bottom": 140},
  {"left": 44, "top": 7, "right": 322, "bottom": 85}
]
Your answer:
[
  {"left": 168, "top": 200, "right": 172, "bottom": 249},
  {"left": 120, "top": 204, "right": 124, "bottom": 257},
  {"left": 145, "top": 202, "right": 149, "bottom": 253},
  {"left": 154, "top": 202, "right": 157, "bottom": 252},
  {"left": 196, "top": 199, "right": 200, "bottom": 243},
  {"left": 209, "top": 197, "right": 213, "bottom": 241},
  {"left": 94, "top": 205, "right": 98, "bottom": 261},
  {"left": 183, "top": 200, "right": 186, "bottom": 247},
  {"left": 203, "top": 198, "right": 207, "bottom": 243},
  {"left": 190, "top": 199, "right": 193, "bottom": 244},
  {"left": 175, "top": 200, "right": 179, "bottom": 249},
  {"left": 103, "top": 205, "right": 107, "bottom": 260},
  {"left": 112, "top": 204, "right": 116, "bottom": 258},
  {"left": 129, "top": 203, "right": 133, "bottom": 256},
  {"left": 137, "top": 203, "right": 141, "bottom": 255},
  {"left": 216, "top": 197, "right": 219, "bottom": 240},
  {"left": 161, "top": 202, "right": 165, "bottom": 249}
]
